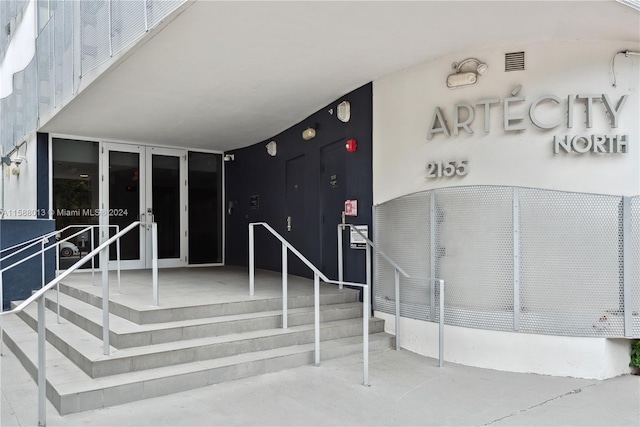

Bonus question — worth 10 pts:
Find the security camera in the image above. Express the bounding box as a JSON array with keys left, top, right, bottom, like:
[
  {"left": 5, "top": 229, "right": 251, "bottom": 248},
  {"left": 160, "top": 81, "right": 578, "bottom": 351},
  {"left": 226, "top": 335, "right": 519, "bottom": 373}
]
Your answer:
[{"left": 13, "top": 156, "right": 26, "bottom": 165}]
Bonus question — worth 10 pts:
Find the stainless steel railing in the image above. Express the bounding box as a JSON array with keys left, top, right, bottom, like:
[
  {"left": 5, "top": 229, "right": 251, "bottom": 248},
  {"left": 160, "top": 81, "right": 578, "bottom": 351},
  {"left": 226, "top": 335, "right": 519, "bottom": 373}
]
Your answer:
[
  {"left": 0, "top": 224, "right": 122, "bottom": 325},
  {"left": 0, "top": 221, "right": 158, "bottom": 427},
  {"left": 338, "top": 223, "right": 445, "bottom": 367},
  {"left": 248, "top": 222, "right": 371, "bottom": 386}
]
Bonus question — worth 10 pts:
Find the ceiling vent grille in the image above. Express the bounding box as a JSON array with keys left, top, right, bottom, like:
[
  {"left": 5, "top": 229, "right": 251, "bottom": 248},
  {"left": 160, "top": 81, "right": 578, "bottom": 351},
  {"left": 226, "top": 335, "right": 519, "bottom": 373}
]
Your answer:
[{"left": 505, "top": 52, "right": 525, "bottom": 72}]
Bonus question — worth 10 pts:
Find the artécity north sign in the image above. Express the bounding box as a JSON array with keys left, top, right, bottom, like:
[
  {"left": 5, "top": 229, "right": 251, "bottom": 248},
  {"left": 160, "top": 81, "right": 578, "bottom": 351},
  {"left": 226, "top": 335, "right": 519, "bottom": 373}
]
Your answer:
[{"left": 426, "top": 86, "right": 629, "bottom": 155}]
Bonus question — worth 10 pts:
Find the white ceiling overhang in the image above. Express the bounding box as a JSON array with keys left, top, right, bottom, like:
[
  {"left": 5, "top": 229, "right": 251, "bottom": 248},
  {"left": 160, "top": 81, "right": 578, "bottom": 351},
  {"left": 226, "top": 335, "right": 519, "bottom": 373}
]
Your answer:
[{"left": 40, "top": 1, "right": 640, "bottom": 152}]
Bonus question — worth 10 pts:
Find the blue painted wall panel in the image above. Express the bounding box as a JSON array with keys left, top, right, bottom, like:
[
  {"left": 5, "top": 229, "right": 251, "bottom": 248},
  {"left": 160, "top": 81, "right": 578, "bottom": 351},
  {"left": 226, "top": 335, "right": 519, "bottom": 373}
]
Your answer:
[{"left": 0, "top": 219, "right": 56, "bottom": 310}]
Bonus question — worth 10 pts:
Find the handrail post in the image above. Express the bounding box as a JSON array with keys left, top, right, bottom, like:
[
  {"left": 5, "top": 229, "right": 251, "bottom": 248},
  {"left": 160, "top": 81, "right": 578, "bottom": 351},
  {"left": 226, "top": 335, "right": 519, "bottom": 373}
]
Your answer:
[
  {"left": 365, "top": 243, "right": 372, "bottom": 318},
  {"left": 363, "top": 283, "right": 369, "bottom": 386},
  {"left": 439, "top": 279, "right": 444, "bottom": 368},
  {"left": 56, "top": 238, "right": 61, "bottom": 323},
  {"left": 55, "top": 239, "right": 60, "bottom": 277},
  {"left": 152, "top": 223, "right": 158, "bottom": 306},
  {"left": 100, "top": 245, "right": 110, "bottom": 355},
  {"left": 249, "top": 224, "right": 255, "bottom": 296},
  {"left": 116, "top": 225, "right": 121, "bottom": 294},
  {"left": 91, "top": 230, "right": 95, "bottom": 286},
  {"left": 282, "top": 242, "right": 288, "bottom": 329},
  {"left": 337, "top": 225, "right": 343, "bottom": 290},
  {"left": 41, "top": 240, "right": 45, "bottom": 288},
  {"left": 314, "top": 273, "right": 320, "bottom": 366},
  {"left": 394, "top": 268, "right": 400, "bottom": 351},
  {"left": 37, "top": 294, "right": 46, "bottom": 426},
  {"left": 0, "top": 272, "right": 3, "bottom": 355}
]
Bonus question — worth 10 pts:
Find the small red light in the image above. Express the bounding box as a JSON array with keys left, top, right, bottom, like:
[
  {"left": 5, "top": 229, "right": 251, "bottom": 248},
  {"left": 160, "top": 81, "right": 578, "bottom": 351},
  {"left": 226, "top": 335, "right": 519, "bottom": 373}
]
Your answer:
[{"left": 346, "top": 139, "right": 357, "bottom": 153}]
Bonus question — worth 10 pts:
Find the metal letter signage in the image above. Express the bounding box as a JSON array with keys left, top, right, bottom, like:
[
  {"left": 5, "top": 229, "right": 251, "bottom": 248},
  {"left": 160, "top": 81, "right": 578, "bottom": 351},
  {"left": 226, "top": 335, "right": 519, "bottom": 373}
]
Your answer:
[{"left": 426, "top": 86, "right": 629, "bottom": 157}]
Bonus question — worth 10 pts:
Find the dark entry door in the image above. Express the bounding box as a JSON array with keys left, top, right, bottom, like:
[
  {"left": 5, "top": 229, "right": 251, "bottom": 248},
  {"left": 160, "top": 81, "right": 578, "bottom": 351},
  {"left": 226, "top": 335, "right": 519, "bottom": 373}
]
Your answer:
[
  {"left": 285, "top": 155, "right": 307, "bottom": 276},
  {"left": 320, "top": 140, "right": 346, "bottom": 278}
]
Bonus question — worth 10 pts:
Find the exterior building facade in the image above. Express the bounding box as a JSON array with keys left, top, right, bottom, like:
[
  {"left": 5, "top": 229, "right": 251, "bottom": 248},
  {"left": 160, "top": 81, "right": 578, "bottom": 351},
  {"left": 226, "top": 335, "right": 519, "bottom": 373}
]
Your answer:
[{"left": 1, "top": 0, "right": 639, "bottom": 380}]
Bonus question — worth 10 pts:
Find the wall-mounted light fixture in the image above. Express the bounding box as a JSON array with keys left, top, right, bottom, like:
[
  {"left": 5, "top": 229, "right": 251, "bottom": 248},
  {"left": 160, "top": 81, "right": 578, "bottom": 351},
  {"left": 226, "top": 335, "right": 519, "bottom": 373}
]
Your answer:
[
  {"left": 302, "top": 127, "right": 316, "bottom": 140},
  {"left": 13, "top": 155, "right": 27, "bottom": 165},
  {"left": 223, "top": 154, "right": 235, "bottom": 162},
  {"left": 337, "top": 101, "right": 351, "bottom": 123},
  {"left": 447, "top": 58, "right": 488, "bottom": 89},
  {"left": 265, "top": 141, "right": 277, "bottom": 157},
  {"left": 1, "top": 154, "right": 26, "bottom": 166}
]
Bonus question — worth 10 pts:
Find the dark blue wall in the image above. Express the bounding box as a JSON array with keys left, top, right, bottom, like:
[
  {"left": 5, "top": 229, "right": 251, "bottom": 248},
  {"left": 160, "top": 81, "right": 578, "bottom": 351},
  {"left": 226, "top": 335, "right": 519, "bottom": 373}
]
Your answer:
[
  {"left": 36, "top": 132, "right": 49, "bottom": 218},
  {"left": 0, "top": 219, "right": 56, "bottom": 310},
  {"left": 225, "top": 83, "right": 372, "bottom": 284}
]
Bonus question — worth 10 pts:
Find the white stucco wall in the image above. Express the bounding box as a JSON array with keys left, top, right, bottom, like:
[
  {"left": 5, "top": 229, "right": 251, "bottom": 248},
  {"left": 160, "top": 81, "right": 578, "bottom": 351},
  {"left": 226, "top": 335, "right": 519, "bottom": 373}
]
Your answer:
[
  {"left": 3, "top": 136, "right": 39, "bottom": 217},
  {"left": 376, "top": 311, "right": 632, "bottom": 379},
  {"left": 372, "top": 40, "right": 639, "bottom": 378},
  {"left": 373, "top": 40, "right": 640, "bottom": 204}
]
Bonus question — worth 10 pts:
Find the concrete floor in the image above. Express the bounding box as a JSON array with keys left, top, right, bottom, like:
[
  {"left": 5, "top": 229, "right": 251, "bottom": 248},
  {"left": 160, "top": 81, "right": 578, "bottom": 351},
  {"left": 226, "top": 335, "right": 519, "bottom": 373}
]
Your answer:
[
  {"left": 61, "top": 266, "right": 351, "bottom": 309},
  {"left": 2, "top": 343, "right": 639, "bottom": 426},
  {"left": 2, "top": 267, "right": 639, "bottom": 426}
]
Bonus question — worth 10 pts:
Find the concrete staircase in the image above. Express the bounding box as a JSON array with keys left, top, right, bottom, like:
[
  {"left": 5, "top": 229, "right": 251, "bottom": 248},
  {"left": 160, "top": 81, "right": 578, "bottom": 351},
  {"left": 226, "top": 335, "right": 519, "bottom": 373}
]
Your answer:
[{"left": 2, "top": 280, "right": 394, "bottom": 415}]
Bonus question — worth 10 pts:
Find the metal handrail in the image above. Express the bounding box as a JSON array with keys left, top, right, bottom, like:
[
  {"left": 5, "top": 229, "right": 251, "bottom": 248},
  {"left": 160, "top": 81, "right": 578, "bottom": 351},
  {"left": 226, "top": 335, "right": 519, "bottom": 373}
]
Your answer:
[
  {"left": 249, "top": 222, "right": 370, "bottom": 386},
  {"left": 338, "top": 223, "right": 444, "bottom": 367},
  {"left": 339, "top": 224, "right": 410, "bottom": 278},
  {"left": 0, "top": 225, "right": 122, "bottom": 324},
  {"left": 0, "top": 221, "right": 158, "bottom": 427},
  {"left": 0, "top": 223, "right": 98, "bottom": 261}
]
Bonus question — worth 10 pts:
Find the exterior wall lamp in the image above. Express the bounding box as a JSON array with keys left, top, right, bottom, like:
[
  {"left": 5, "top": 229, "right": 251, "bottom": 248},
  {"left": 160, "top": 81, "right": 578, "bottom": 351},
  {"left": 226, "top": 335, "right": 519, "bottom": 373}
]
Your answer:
[
  {"left": 447, "top": 58, "right": 488, "bottom": 89},
  {"left": 302, "top": 127, "right": 316, "bottom": 140}
]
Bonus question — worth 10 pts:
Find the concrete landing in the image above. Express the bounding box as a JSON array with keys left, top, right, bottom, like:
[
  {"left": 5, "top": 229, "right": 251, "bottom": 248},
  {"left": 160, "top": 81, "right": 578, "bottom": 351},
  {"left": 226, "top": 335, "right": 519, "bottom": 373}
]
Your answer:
[{"left": 2, "top": 345, "right": 638, "bottom": 426}]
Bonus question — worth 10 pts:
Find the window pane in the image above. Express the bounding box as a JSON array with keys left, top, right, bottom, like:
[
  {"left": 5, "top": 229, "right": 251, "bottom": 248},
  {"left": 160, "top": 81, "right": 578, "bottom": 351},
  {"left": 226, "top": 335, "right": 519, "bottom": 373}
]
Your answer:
[
  {"left": 188, "top": 152, "right": 222, "bottom": 264},
  {"left": 52, "top": 138, "right": 99, "bottom": 269}
]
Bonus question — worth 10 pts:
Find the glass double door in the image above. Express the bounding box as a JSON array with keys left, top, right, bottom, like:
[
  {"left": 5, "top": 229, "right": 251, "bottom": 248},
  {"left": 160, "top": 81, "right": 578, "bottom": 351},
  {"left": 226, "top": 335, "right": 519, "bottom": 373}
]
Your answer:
[{"left": 102, "top": 143, "right": 186, "bottom": 269}]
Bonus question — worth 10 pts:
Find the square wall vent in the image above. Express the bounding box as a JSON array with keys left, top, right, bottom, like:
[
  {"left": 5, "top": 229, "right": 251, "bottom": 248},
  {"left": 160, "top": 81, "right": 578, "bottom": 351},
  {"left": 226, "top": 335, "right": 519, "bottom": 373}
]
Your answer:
[{"left": 505, "top": 52, "right": 525, "bottom": 72}]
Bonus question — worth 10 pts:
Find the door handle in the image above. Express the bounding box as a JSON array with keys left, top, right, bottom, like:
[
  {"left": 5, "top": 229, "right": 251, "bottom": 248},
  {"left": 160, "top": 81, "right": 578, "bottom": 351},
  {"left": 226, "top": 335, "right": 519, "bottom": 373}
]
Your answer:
[
  {"left": 287, "top": 216, "right": 292, "bottom": 232},
  {"left": 147, "top": 208, "right": 154, "bottom": 229}
]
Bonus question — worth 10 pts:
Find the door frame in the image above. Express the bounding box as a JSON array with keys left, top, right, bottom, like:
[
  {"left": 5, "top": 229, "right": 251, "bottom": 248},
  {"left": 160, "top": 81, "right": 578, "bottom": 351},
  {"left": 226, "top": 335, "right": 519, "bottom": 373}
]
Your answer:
[
  {"left": 145, "top": 145, "right": 188, "bottom": 268},
  {"left": 49, "top": 133, "right": 226, "bottom": 270},
  {"left": 101, "top": 142, "right": 188, "bottom": 269}
]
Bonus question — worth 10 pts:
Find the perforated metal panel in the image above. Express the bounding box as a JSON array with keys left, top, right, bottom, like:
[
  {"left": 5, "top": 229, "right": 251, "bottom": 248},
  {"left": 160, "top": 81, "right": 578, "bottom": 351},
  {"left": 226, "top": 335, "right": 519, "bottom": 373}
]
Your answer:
[
  {"left": 0, "top": 1, "right": 9, "bottom": 57},
  {"left": 147, "top": 0, "right": 185, "bottom": 28},
  {"left": 519, "top": 189, "right": 624, "bottom": 337},
  {"left": 80, "top": 0, "right": 111, "bottom": 75},
  {"left": 22, "top": 59, "right": 38, "bottom": 135},
  {"left": 374, "top": 192, "right": 431, "bottom": 320},
  {"left": 37, "top": 0, "right": 50, "bottom": 34},
  {"left": 0, "top": 96, "right": 13, "bottom": 151},
  {"left": 37, "top": 20, "right": 53, "bottom": 118},
  {"left": 434, "top": 187, "right": 514, "bottom": 331},
  {"left": 13, "top": 68, "right": 25, "bottom": 140},
  {"left": 62, "top": 1, "right": 74, "bottom": 103},
  {"left": 632, "top": 197, "right": 640, "bottom": 336},
  {"left": 374, "top": 187, "right": 638, "bottom": 338},
  {"left": 53, "top": 5, "right": 64, "bottom": 108},
  {"left": 111, "top": 0, "right": 146, "bottom": 56}
]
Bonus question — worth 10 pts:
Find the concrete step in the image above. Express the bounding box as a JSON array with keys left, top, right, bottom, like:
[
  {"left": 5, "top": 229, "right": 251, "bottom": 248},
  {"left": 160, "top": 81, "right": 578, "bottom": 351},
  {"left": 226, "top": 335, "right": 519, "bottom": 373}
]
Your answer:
[
  {"left": 2, "top": 313, "right": 394, "bottom": 415},
  {"left": 15, "top": 301, "right": 385, "bottom": 378},
  {"left": 44, "top": 291, "right": 364, "bottom": 349},
  {"left": 58, "top": 282, "right": 360, "bottom": 324}
]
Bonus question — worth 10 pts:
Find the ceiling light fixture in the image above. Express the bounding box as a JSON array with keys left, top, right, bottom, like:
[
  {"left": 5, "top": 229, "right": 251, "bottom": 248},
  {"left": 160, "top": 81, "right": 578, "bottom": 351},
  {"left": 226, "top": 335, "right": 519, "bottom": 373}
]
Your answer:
[{"left": 447, "top": 58, "right": 488, "bottom": 89}]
